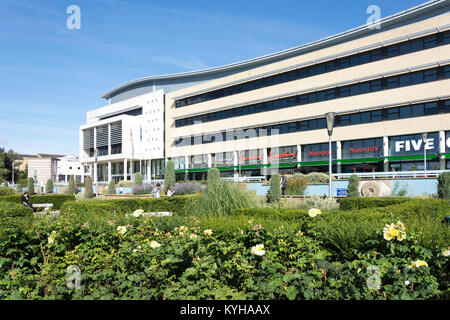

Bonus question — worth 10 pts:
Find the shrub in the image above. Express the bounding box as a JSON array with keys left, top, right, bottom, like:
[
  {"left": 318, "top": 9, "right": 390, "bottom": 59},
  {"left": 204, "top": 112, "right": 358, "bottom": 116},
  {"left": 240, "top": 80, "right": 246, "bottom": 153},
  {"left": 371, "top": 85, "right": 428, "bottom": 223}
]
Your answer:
[
  {"left": 67, "top": 175, "right": 76, "bottom": 195},
  {"left": 45, "top": 179, "right": 54, "bottom": 194},
  {"left": 0, "top": 186, "right": 15, "bottom": 196},
  {"left": 268, "top": 173, "right": 281, "bottom": 202},
  {"left": 286, "top": 176, "right": 308, "bottom": 195},
  {"left": 134, "top": 172, "right": 143, "bottom": 186},
  {"left": 27, "top": 177, "right": 35, "bottom": 194},
  {"left": 132, "top": 183, "right": 155, "bottom": 195},
  {"left": 107, "top": 180, "right": 116, "bottom": 195},
  {"left": 347, "top": 174, "right": 360, "bottom": 197},
  {"left": 339, "top": 197, "right": 412, "bottom": 210},
  {"left": 0, "top": 201, "right": 33, "bottom": 232},
  {"left": 437, "top": 171, "right": 450, "bottom": 199},
  {"left": 189, "top": 181, "right": 261, "bottom": 217},
  {"left": 85, "top": 176, "right": 94, "bottom": 198},
  {"left": 164, "top": 160, "right": 175, "bottom": 193},
  {"left": 304, "top": 172, "right": 329, "bottom": 184},
  {"left": 294, "top": 194, "right": 340, "bottom": 210},
  {"left": 207, "top": 168, "right": 221, "bottom": 190},
  {"left": 117, "top": 180, "right": 134, "bottom": 187},
  {"left": 174, "top": 182, "right": 204, "bottom": 195}
]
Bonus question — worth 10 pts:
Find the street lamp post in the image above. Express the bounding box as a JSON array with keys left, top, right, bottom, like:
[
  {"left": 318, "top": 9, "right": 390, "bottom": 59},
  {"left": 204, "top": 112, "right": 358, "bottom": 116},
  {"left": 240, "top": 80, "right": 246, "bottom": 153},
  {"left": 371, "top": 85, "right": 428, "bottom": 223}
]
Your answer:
[
  {"left": 422, "top": 132, "right": 428, "bottom": 176},
  {"left": 325, "top": 112, "right": 336, "bottom": 199}
]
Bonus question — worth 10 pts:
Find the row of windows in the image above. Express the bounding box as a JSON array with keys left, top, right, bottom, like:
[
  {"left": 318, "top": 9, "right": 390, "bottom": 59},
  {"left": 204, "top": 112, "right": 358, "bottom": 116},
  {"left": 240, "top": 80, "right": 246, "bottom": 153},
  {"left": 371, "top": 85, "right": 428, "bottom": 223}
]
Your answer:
[
  {"left": 99, "top": 107, "right": 143, "bottom": 121},
  {"left": 174, "top": 99, "right": 450, "bottom": 147},
  {"left": 175, "top": 65, "right": 450, "bottom": 127},
  {"left": 175, "top": 31, "right": 450, "bottom": 108}
]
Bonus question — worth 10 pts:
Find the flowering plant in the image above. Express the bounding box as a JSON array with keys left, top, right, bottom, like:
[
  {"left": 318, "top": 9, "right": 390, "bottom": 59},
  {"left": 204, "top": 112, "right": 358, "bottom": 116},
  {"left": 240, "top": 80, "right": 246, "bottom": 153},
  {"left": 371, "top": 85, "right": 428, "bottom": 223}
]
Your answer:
[{"left": 383, "top": 221, "right": 406, "bottom": 241}]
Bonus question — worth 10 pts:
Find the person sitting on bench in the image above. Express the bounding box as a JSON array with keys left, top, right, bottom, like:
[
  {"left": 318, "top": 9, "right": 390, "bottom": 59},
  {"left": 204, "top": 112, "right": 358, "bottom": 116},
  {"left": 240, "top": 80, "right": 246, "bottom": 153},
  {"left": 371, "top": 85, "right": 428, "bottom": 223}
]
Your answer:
[{"left": 21, "top": 192, "right": 34, "bottom": 211}]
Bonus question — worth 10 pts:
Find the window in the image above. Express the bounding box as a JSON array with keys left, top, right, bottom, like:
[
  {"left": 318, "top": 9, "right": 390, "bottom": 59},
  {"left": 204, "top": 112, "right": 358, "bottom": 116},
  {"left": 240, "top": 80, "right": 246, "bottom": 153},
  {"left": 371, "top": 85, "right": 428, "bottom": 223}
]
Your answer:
[
  {"left": 411, "top": 72, "right": 423, "bottom": 84},
  {"left": 309, "top": 119, "right": 318, "bottom": 130},
  {"left": 339, "top": 86, "right": 350, "bottom": 97},
  {"left": 326, "top": 89, "right": 335, "bottom": 99},
  {"left": 412, "top": 104, "right": 424, "bottom": 117},
  {"left": 371, "top": 110, "right": 382, "bottom": 122},
  {"left": 423, "top": 35, "right": 437, "bottom": 49},
  {"left": 340, "top": 57, "right": 350, "bottom": 68},
  {"left": 317, "top": 91, "right": 326, "bottom": 102},
  {"left": 339, "top": 114, "right": 350, "bottom": 126},
  {"left": 370, "top": 79, "right": 382, "bottom": 91},
  {"left": 424, "top": 102, "right": 438, "bottom": 115},
  {"left": 360, "top": 111, "right": 371, "bottom": 123},
  {"left": 444, "top": 65, "right": 450, "bottom": 78},
  {"left": 370, "top": 49, "right": 382, "bottom": 61},
  {"left": 387, "top": 45, "right": 399, "bottom": 57},
  {"left": 423, "top": 69, "right": 437, "bottom": 82},
  {"left": 287, "top": 97, "right": 296, "bottom": 107},
  {"left": 325, "top": 62, "right": 335, "bottom": 72},
  {"left": 387, "top": 108, "right": 400, "bottom": 120},
  {"left": 399, "top": 106, "right": 411, "bottom": 118},
  {"left": 300, "top": 121, "right": 309, "bottom": 131},
  {"left": 360, "top": 82, "right": 370, "bottom": 94},
  {"left": 350, "top": 113, "right": 361, "bottom": 125},
  {"left": 350, "top": 84, "right": 360, "bottom": 96},
  {"left": 410, "top": 38, "right": 423, "bottom": 51},
  {"left": 387, "top": 76, "right": 399, "bottom": 89},
  {"left": 359, "top": 53, "right": 370, "bottom": 64},
  {"left": 399, "top": 74, "right": 411, "bottom": 86},
  {"left": 398, "top": 42, "right": 410, "bottom": 54}
]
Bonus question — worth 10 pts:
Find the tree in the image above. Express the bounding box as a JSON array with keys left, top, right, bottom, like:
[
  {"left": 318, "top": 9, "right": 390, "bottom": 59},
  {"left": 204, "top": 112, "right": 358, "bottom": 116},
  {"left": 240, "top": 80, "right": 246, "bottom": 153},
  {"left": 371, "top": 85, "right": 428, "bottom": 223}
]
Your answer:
[
  {"left": 347, "top": 174, "right": 360, "bottom": 197},
  {"left": 437, "top": 171, "right": 450, "bottom": 200},
  {"left": 134, "top": 172, "right": 143, "bottom": 186},
  {"left": 207, "top": 168, "right": 221, "bottom": 190},
  {"left": 164, "top": 160, "right": 175, "bottom": 193},
  {"left": 67, "top": 175, "right": 76, "bottom": 194},
  {"left": 85, "top": 176, "right": 94, "bottom": 198},
  {"left": 108, "top": 180, "right": 116, "bottom": 195},
  {"left": 268, "top": 173, "right": 281, "bottom": 203},
  {"left": 27, "top": 177, "right": 35, "bottom": 195},
  {"left": 0, "top": 149, "right": 8, "bottom": 183},
  {"left": 45, "top": 179, "right": 54, "bottom": 194}
]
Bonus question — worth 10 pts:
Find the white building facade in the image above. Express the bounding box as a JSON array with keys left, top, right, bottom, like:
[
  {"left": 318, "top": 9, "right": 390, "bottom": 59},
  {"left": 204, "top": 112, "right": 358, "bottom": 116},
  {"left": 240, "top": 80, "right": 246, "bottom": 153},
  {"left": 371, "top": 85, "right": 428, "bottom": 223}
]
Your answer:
[
  {"left": 79, "top": 90, "right": 165, "bottom": 183},
  {"left": 56, "top": 155, "right": 87, "bottom": 183}
]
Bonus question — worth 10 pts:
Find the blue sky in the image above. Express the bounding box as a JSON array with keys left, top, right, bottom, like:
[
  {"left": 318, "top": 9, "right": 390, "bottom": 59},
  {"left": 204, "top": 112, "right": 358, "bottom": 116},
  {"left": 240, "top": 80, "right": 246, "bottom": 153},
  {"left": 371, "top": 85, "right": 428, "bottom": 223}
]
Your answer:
[{"left": 0, "top": 0, "right": 427, "bottom": 155}]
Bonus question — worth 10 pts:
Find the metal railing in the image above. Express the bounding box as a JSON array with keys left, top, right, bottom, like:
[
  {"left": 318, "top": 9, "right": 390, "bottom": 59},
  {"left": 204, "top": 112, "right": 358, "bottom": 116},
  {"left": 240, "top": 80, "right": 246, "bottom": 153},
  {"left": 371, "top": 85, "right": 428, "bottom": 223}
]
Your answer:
[
  {"left": 222, "top": 176, "right": 266, "bottom": 182},
  {"left": 332, "top": 170, "right": 448, "bottom": 179}
]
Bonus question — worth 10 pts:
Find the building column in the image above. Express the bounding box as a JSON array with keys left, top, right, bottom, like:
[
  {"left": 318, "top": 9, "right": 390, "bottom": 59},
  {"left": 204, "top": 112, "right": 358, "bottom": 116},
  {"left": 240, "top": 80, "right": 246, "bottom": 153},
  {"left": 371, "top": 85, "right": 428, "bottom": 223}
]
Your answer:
[
  {"left": 94, "top": 162, "right": 98, "bottom": 185},
  {"left": 262, "top": 148, "right": 268, "bottom": 177},
  {"left": 233, "top": 151, "right": 238, "bottom": 177},
  {"left": 383, "top": 136, "right": 389, "bottom": 172},
  {"left": 108, "top": 161, "right": 112, "bottom": 182},
  {"left": 147, "top": 160, "right": 151, "bottom": 181},
  {"left": 439, "top": 131, "right": 446, "bottom": 170},
  {"left": 184, "top": 156, "right": 189, "bottom": 181},
  {"left": 336, "top": 141, "right": 342, "bottom": 174},
  {"left": 123, "top": 159, "right": 128, "bottom": 181}
]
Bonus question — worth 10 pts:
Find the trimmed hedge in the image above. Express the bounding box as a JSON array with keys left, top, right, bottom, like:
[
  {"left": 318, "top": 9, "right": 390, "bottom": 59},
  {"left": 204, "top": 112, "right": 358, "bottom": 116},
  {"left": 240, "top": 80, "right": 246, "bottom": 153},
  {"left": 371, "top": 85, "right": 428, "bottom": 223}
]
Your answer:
[
  {"left": 0, "top": 201, "right": 33, "bottom": 230},
  {"left": 0, "top": 194, "right": 75, "bottom": 210},
  {"left": 60, "top": 194, "right": 199, "bottom": 217},
  {"left": 339, "top": 197, "right": 412, "bottom": 210}
]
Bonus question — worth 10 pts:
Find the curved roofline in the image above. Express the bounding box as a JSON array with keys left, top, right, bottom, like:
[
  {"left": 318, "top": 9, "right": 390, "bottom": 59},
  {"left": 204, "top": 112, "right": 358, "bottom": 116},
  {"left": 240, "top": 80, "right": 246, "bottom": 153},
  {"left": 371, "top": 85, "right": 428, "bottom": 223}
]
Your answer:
[{"left": 101, "top": 0, "right": 448, "bottom": 99}]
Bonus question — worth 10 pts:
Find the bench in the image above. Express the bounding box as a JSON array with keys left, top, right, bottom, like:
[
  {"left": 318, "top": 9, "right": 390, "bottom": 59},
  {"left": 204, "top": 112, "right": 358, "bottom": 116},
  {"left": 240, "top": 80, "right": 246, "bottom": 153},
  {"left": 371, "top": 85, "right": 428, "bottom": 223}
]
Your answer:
[{"left": 33, "top": 203, "right": 54, "bottom": 211}]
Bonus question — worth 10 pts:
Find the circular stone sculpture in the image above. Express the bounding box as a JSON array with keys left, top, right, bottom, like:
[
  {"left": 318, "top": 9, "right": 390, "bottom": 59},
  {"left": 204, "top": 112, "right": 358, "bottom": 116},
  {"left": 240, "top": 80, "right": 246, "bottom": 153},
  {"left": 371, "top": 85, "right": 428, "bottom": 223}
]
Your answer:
[{"left": 361, "top": 181, "right": 381, "bottom": 197}]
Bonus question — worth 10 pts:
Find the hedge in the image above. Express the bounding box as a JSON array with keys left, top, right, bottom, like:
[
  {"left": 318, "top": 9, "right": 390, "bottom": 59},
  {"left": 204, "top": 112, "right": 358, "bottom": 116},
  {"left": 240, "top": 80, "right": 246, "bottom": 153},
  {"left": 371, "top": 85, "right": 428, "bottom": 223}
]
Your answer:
[
  {"left": 0, "top": 194, "right": 75, "bottom": 210},
  {"left": 60, "top": 194, "right": 199, "bottom": 217},
  {"left": 339, "top": 197, "right": 413, "bottom": 210},
  {"left": 0, "top": 201, "right": 33, "bottom": 231}
]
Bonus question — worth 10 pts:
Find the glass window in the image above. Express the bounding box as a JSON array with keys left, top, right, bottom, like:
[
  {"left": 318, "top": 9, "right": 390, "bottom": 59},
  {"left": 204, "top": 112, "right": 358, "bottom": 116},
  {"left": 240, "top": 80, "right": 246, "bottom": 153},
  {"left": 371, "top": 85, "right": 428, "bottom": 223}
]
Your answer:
[
  {"left": 410, "top": 38, "right": 423, "bottom": 51},
  {"left": 423, "top": 35, "right": 437, "bottom": 49},
  {"left": 326, "top": 89, "right": 335, "bottom": 99},
  {"left": 360, "top": 111, "right": 371, "bottom": 123},
  {"left": 350, "top": 55, "right": 359, "bottom": 66},
  {"left": 317, "top": 91, "right": 326, "bottom": 102},
  {"left": 399, "top": 74, "right": 411, "bottom": 86},
  {"left": 309, "top": 119, "right": 318, "bottom": 130},
  {"left": 299, "top": 95, "right": 308, "bottom": 104},
  {"left": 288, "top": 122, "right": 297, "bottom": 132},
  {"left": 444, "top": 65, "right": 450, "bottom": 78},
  {"left": 308, "top": 93, "right": 317, "bottom": 103},
  {"left": 370, "top": 49, "right": 382, "bottom": 61},
  {"left": 288, "top": 97, "right": 296, "bottom": 107},
  {"left": 350, "top": 84, "right": 360, "bottom": 96},
  {"left": 359, "top": 53, "right": 370, "bottom": 64},
  {"left": 350, "top": 113, "right": 361, "bottom": 125},
  {"left": 411, "top": 72, "right": 423, "bottom": 84},
  {"left": 444, "top": 31, "right": 450, "bottom": 45},
  {"left": 317, "top": 118, "right": 326, "bottom": 129},
  {"left": 280, "top": 124, "right": 289, "bottom": 134},
  {"left": 424, "top": 102, "right": 438, "bottom": 115},
  {"left": 371, "top": 79, "right": 382, "bottom": 91},
  {"left": 340, "top": 57, "right": 350, "bottom": 68},
  {"left": 339, "top": 86, "right": 350, "bottom": 97},
  {"left": 371, "top": 110, "right": 382, "bottom": 122},
  {"left": 399, "top": 106, "right": 411, "bottom": 118},
  {"left": 423, "top": 69, "right": 437, "bottom": 82},
  {"left": 300, "top": 121, "right": 309, "bottom": 131},
  {"left": 387, "top": 77, "right": 399, "bottom": 89},
  {"left": 339, "top": 114, "right": 350, "bottom": 126},
  {"left": 412, "top": 104, "right": 424, "bottom": 117},
  {"left": 255, "top": 104, "right": 263, "bottom": 113},
  {"left": 265, "top": 101, "right": 273, "bottom": 111},
  {"left": 387, "top": 45, "right": 399, "bottom": 57},
  {"left": 360, "top": 82, "right": 370, "bottom": 94},
  {"left": 398, "top": 42, "right": 410, "bottom": 54},
  {"left": 387, "top": 108, "right": 400, "bottom": 120}
]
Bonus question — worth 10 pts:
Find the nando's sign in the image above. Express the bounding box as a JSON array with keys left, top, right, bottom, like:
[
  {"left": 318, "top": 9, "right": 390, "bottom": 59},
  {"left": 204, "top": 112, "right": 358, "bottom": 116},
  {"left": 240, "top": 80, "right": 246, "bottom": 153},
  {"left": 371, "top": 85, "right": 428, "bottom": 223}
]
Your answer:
[{"left": 269, "top": 151, "right": 297, "bottom": 161}]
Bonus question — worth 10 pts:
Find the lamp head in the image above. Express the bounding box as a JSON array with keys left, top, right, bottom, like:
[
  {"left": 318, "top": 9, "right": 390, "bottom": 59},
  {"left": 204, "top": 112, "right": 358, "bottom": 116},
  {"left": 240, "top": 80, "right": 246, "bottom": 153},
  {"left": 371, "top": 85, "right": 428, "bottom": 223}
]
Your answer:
[{"left": 325, "top": 112, "right": 336, "bottom": 136}]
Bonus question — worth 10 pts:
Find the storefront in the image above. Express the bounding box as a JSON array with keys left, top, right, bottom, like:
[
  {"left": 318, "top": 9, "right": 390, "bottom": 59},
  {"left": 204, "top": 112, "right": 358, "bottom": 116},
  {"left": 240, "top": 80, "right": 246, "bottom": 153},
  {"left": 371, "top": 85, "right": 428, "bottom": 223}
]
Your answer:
[
  {"left": 340, "top": 138, "right": 384, "bottom": 173},
  {"left": 387, "top": 132, "right": 440, "bottom": 171},
  {"left": 299, "top": 142, "right": 337, "bottom": 173}
]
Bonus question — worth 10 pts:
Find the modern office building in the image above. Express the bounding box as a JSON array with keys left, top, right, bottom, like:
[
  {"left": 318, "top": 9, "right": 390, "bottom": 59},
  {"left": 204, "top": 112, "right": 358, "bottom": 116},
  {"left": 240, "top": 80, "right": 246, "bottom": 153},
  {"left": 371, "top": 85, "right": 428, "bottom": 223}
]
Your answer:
[{"left": 81, "top": 0, "right": 450, "bottom": 181}]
